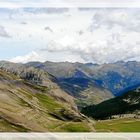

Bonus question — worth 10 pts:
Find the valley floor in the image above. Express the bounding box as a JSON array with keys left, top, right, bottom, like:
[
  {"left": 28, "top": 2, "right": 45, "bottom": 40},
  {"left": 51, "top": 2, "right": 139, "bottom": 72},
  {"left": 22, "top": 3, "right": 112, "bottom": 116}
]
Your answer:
[
  {"left": 0, "top": 118, "right": 93, "bottom": 132},
  {"left": 95, "top": 118, "right": 140, "bottom": 132}
]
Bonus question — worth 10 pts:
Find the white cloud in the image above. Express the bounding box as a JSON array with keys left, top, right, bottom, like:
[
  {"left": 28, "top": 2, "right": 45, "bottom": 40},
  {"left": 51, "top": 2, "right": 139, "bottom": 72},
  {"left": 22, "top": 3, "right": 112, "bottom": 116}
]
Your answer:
[
  {"left": 90, "top": 9, "right": 140, "bottom": 32},
  {"left": 2, "top": 8, "right": 140, "bottom": 64},
  {"left": 40, "top": 8, "right": 140, "bottom": 64},
  {"left": 0, "top": 26, "right": 11, "bottom": 38},
  {"left": 10, "top": 51, "right": 41, "bottom": 63},
  {"left": 10, "top": 50, "right": 85, "bottom": 63}
]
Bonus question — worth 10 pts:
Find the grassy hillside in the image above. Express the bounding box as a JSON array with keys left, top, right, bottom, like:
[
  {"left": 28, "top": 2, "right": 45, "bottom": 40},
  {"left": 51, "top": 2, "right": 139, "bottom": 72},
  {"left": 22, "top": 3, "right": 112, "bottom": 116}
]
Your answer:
[
  {"left": 0, "top": 69, "right": 94, "bottom": 132},
  {"left": 95, "top": 118, "right": 140, "bottom": 132}
]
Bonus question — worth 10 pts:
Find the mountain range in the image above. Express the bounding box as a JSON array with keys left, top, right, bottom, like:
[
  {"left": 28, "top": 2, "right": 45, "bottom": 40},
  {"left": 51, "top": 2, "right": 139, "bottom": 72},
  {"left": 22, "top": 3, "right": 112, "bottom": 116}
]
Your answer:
[
  {"left": 1, "top": 60, "right": 140, "bottom": 107},
  {"left": 25, "top": 60, "right": 140, "bottom": 96},
  {"left": 0, "top": 60, "right": 140, "bottom": 131}
]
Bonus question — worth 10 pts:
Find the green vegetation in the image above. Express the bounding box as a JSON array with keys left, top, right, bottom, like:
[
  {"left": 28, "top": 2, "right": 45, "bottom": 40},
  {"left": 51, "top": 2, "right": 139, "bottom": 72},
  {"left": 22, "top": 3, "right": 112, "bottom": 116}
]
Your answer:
[
  {"left": 81, "top": 88, "right": 140, "bottom": 119},
  {"left": 95, "top": 118, "right": 140, "bottom": 132},
  {"left": 0, "top": 69, "right": 18, "bottom": 80},
  {"left": 54, "top": 121, "right": 91, "bottom": 132},
  {"left": 0, "top": 119, "right": 29, "bottom": 132},
  {"left": 34, "top": 93, "right": 63, "bottom": 112},
  {"left": 23, "top": 81, "right": 48, "bottom": 92}
]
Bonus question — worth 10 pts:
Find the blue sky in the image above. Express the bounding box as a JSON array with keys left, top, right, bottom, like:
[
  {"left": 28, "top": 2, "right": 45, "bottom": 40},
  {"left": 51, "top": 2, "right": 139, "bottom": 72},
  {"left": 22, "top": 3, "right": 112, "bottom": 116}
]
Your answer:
[{"left": 0, "top": 5, "right": 140, "bottom": 63}]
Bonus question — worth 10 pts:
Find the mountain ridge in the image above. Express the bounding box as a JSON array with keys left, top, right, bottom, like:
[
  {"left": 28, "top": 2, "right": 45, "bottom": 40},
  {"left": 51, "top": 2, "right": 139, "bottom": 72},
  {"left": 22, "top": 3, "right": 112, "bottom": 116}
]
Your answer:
[
  {"left": 1, "top": 60, "right": 140, "bottom": 105},
  {"left": 0, "top": 60, "right": 113, "bottom": 106},
  {"left": 0, "top": 68, "right": 94, "bottom": 132},
  {"left": 25, "top": 60, "right": 140, "bottom": 96}
]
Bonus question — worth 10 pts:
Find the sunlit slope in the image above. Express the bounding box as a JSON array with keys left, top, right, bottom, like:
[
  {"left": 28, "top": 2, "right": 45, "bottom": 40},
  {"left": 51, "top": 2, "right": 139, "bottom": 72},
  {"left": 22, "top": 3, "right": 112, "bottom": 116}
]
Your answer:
[{"left": 0, "top": 69, "right": 94, "bottom": 132}]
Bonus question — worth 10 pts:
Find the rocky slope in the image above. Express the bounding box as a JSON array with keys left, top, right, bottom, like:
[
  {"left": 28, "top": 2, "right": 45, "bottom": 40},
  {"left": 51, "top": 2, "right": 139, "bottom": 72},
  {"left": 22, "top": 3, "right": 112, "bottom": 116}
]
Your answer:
[
  {"left": 0, "top": 61, "right": 113, "bottom": 106},
  {"left": 25, "top": 61, "right": 114, "bottom": 106},
  {"left": 26, "top": 60, "right": 140, "bottom": 96},
  {"left": 2, "top": 60, "right": 140, "bottom": 106},
  {"left": 0, "top": 69, "right": 94, "bottom": 132}
]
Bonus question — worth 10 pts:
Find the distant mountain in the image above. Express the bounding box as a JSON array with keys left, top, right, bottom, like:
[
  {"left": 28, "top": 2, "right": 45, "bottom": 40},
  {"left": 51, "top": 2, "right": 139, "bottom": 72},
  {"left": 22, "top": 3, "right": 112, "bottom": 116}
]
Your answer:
[
  {"left": 0, "top": 61, "right": 113, "bottom": 106},
  {"left": 26, "top": 61, "right": 84, "bottom": 78},
  {"left": 86, "top": 61, "right": 140, "bottom": 96},
  {"left": 2, "top": 60, "right": 140, "bottom": 106},
  {"left": 81, "top": 86, "right": 140, "bottom": 120},
  {"left": 0, "top": 68, "right": 94, "bottom": 132},
  {"left": 25, "top": 61, "right": 113, "bottom": 106},
  {"left": 26, "top": 61, "right": 140, "bottom": 96}
]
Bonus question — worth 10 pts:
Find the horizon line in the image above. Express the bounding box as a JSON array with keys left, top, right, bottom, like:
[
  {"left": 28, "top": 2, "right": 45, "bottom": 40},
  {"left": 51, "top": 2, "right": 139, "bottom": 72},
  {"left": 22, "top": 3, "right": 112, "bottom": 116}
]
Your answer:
[{"left": 0, "top": 59, "right": 139, "bottom": 65}]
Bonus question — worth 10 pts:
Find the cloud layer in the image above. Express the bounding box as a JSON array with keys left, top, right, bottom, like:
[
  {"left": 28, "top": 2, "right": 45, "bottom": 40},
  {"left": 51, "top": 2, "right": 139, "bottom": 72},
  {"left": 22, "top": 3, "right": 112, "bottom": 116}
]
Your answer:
[
  {"left": 10, "top": 51, "right": 40, "bottom": 63},
  {"left": 1, "top": 0, "right": 140, "bottom": 8},
  {"left": 39, "top": 8, "right": 140, "bottom": 64},
  {"left": 0, "top": 8, "right": 140, "bottom": 64},
  {"left": 0, "top": 26, "right": 11, "bottom": 38}
]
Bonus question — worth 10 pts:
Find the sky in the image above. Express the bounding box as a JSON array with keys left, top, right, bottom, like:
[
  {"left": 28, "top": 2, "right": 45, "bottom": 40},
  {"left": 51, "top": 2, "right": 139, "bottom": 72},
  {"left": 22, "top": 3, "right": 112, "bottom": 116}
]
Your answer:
[
  {"left": 0, "top": 1, "right": 140, "bottom": 64},
  {"left": 0, "top": 0, "right": 140, "bottom": 8}
]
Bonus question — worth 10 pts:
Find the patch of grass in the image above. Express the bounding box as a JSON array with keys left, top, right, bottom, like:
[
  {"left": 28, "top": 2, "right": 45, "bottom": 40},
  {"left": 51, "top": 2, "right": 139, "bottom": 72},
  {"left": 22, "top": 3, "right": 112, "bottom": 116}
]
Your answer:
[
  {"left": 8, "top": 91, "right": 32, "bottom": 108},
  {"left": 95, "top": 118, "right": 140, "bottom": 132},
  {"left": 34, "top": 93, "right": 62, "bottom": 112},
  {"left": 56, "top": 122, "right": 91, "bottom": 132},
  {"left": 0, "top": 70, "right": 18, "bottom": 80},
  {"left": 17, "top": 89, "right": 33, "bottom": 100},
  {"left": 47, "top": 121, "right": 65, "bottom": 130},
  {"left": 0, "top": 119, "right": 29, "bottom": 132},
  {"left": 23, "top": 81, "right": 48, "bottom": 92}
]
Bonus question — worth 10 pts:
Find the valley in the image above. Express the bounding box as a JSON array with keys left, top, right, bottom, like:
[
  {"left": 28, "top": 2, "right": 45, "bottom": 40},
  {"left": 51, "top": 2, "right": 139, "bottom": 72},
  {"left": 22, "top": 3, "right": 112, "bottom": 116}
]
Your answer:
[
  {"left": 0, "top": 60, "right": 140, "bottom": 132},
  {"left": 81, "top": 86, "right": 140, "bottom": 119}
]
